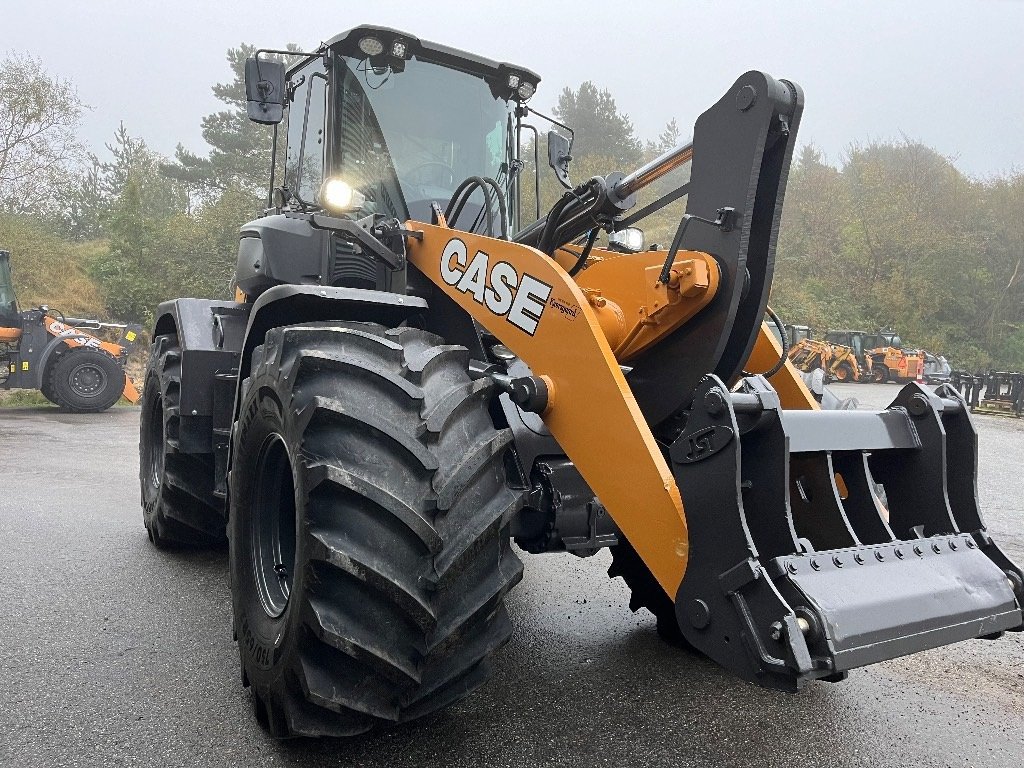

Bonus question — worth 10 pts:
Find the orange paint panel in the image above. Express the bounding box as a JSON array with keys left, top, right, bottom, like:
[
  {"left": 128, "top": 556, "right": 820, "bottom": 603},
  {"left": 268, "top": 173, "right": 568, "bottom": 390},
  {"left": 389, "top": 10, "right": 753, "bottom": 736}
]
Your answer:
[
  {"left": 407, "top": 224, "right": 690, "bottom": 595},
  {"left": 572, "top": 248, "right": 719, "bottom": 361},
  {"left": 747, "top": 325, "right": 819, "bottom": 410}
]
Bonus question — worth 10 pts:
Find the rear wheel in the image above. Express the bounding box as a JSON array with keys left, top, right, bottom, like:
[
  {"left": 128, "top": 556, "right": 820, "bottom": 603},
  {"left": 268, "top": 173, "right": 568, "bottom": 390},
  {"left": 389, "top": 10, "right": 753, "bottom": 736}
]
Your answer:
[
  {"left": 139, "top": 334, "right": 224, "bottom": 547},
  {"left": 832, "top": 361, "right": 854, "bottom": 383},
  {"left": 48, "top": 347, "right": 124, "bottom": 412},
  {"left": 872, "top": 363, "right": 890, "bottom": 383},
  {"left": 229, "top": 321, "right": 523, "bottom": 737}
]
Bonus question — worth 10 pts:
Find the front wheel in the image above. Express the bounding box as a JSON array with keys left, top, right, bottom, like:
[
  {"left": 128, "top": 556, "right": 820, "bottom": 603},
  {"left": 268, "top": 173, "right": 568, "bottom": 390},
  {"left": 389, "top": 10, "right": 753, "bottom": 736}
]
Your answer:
[
  {"left": 48, "top": 347, "right": 124, "bottom": 412},
  {"left": 230, "top": 322, "right": 523, "bottom": 737},
  {"left": 608, "top": 536, "right": 694, "bottom": 649}
]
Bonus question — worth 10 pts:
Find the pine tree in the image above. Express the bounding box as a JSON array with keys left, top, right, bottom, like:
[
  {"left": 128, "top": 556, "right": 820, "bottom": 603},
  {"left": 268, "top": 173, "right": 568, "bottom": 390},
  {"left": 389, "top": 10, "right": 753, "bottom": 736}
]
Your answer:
[{"left": 162, "top": 44, "right": 299, "bottom": 201}]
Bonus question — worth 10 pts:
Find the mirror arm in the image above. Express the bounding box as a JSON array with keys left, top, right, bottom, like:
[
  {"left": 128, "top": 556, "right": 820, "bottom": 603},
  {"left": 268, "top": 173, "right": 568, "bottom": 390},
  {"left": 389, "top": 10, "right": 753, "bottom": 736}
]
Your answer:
[
  {"left": 267, "top": 123, "right": 279, "bottom": 210},
  {"left": 521, "top": 105, "right": 574, "bottom": 144}
]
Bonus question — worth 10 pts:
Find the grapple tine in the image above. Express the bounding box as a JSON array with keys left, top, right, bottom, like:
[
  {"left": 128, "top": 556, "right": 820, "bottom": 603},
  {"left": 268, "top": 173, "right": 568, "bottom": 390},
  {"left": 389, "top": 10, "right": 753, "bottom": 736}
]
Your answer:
[
  {"left": 868, "top": 384, "right": 962, "bottom": 539},
  {"left": 830, "top": 451, "right": 895, "bottom": 545},
  {"left": 789, "top": 452, "right": 860, "bottom": 550},
  {"left": 669, "top": 375, "right": 1024, "bottom": 692}
]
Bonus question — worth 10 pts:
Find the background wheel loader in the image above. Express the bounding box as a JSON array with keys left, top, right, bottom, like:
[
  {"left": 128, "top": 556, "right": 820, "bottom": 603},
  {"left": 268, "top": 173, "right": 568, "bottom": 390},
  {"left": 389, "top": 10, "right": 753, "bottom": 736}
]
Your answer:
[
  {"left": 0, "top": 249, "right": 141, "bottom": 412},
  {"left": 139, "top": 26, "right": 1024, "bottom": 738}
]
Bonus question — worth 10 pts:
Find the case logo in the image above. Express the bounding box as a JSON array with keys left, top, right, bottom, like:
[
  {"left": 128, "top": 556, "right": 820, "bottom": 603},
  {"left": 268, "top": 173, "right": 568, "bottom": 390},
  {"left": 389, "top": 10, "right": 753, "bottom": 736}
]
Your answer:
[
  {"left": 440, "top": 238, "right": 551, "bottom": 336},
  {"left": 46, "top": 319, "right": 102, "bottom": 349}
]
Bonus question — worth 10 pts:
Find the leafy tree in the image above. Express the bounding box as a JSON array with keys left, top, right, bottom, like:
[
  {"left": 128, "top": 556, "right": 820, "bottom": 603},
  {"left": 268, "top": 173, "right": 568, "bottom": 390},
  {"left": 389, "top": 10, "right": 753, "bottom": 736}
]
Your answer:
[
  {"left": 62, "top": 156, "right": 106, "bottom": 240},
  {"left": 771, "top": 139, "right": 1024, "bottom": 370},
  {"left": 0, "top": 52, "right": 86, "bottom": 215},
  {"left": 86, "top": 126, "right": 193, "bottom": 320},
  {"left": 104, "top": 124, "right": 188, "bottom": 219}
]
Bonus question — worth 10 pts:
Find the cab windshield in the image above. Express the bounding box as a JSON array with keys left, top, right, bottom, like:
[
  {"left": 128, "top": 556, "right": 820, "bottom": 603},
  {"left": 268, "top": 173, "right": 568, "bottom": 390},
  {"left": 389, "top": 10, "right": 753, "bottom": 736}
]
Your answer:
[
  {"left": 0, "top": 255, "right": 18, "bottom": 325},
  {"left": 332, "top": 54, "right": 514, "bottom": 225}
]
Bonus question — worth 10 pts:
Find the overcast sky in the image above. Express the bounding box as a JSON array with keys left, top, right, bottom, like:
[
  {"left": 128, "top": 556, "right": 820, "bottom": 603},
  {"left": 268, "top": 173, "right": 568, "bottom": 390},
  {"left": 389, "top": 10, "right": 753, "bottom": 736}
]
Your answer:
[{"left": 4, "top": 0, "right": 1024, "bottom": 177}]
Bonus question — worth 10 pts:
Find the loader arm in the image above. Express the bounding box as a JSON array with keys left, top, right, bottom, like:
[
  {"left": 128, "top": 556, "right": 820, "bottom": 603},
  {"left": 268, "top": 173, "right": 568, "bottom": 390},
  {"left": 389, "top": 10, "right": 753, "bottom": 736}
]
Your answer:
[
  {"left": 407, "top": 227, "right": 702, "bottom": 595},
  {"left": 409, "top": 70, "right": 808, "bottom": 596},
  {"left": 410, "top": 69, "right": 1022, "bottom": 694}
]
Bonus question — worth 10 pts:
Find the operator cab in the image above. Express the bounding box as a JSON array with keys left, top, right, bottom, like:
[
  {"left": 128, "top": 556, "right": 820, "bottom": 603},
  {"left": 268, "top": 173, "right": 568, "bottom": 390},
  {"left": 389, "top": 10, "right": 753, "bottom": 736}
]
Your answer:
[{"left": 269, "top": 26, "right": 540, "bottom": 231}]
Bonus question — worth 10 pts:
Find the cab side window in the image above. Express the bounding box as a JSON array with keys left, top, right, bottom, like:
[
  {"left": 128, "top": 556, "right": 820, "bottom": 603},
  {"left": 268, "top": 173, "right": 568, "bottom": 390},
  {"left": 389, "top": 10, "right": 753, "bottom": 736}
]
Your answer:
[{"left": 284, "top": 58, "right": 328, "bottom": 204}]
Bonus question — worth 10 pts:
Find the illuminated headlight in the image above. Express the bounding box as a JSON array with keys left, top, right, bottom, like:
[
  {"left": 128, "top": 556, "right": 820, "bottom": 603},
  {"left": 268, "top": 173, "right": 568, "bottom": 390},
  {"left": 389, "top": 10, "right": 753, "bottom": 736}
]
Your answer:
[
  {"left": 358, "top": 36, "right": 384, "bottom": 56},
  {"left": 507, "top": 73, "right": 520, "bottom": 89},
  {"left": 391, "top": 40, "right": 407, "bottom": 58},
  {"left": 608, "top": 227, "right": 644, "bottom": 253},
  {"left": 319, "top": 178, "right": 366, "bottom": 213},
  {"left": 517, "top": 81, "right": 536, "bottom": 101}
]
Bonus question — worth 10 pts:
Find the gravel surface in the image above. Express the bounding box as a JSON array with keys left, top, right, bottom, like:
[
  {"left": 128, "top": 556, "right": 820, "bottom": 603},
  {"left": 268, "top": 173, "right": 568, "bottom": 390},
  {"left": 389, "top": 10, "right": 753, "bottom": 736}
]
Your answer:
[{"left": 1, "top": 391, "right": 1022, "bottom": 767}]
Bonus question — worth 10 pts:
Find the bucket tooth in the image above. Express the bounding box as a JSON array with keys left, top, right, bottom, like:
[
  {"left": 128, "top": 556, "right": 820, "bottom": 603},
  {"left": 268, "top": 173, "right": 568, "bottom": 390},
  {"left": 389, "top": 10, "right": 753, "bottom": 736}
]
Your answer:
[{"left": 669, "top": 375, "right": 1024, "bottom": 692}]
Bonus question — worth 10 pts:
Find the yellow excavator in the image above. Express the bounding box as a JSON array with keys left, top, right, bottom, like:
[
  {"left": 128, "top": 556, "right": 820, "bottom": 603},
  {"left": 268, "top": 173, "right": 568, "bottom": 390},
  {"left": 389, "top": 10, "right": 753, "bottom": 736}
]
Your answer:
[{"left": 138, "top": 26, "right": 1022, "bottom": 737}]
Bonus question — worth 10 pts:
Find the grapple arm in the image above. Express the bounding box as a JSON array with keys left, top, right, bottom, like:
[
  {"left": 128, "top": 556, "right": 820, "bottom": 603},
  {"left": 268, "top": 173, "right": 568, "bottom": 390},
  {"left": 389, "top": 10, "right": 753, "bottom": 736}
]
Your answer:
[{"left": 671, "top": 376, "right": 1023, "bottom": 690}]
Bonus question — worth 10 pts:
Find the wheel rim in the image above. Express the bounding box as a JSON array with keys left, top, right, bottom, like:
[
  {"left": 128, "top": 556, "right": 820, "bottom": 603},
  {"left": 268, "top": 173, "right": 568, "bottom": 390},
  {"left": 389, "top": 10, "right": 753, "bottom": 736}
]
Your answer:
[
  {"left": 144, "top": 392, "right": 164, "bottom": 492},
  {"left": 68, "top": 361, "right": 108, "bottom": 398},
  {"left": 251, "top": 435, "right": 297, "bottom": 619}
]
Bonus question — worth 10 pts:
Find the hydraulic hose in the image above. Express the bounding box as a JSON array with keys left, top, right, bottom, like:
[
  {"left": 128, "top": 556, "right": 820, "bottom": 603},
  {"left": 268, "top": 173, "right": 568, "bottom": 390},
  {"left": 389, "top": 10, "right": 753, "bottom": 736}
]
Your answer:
[{"left": 742, "top": 306, "right": 790, "bottom": 378}]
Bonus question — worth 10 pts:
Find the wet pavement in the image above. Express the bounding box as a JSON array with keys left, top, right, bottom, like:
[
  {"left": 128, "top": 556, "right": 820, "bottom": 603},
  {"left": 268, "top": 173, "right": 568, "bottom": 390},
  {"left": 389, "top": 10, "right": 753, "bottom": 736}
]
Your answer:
[{"left": 1, "top": 391, "right": 1022, "bottom": 767}]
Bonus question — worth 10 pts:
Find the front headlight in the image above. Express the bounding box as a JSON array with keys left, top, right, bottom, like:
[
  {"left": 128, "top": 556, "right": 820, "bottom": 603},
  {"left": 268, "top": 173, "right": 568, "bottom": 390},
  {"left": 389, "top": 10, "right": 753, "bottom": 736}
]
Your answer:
[
  {"left": 319, "top": 178, "right": 366, "bottom": 214},
  {"left": 608, "top": 227, "right": 644, "bottom": 253}
]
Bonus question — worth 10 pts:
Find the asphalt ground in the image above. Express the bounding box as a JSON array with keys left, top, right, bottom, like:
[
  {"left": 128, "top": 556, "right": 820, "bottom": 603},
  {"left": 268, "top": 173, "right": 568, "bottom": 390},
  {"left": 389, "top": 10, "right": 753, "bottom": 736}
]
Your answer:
[{"left": 1, "top": 384, "right": 1022, "bottom": 767}]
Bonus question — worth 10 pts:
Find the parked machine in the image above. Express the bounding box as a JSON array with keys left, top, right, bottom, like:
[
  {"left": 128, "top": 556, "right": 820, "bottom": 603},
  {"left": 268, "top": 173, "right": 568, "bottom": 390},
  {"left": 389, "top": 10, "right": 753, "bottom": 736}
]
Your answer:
[
  {"left": 922, "top": 351, "right": 953, "bottom": 384},
  {"left": 825, "top": 328, "right": 924, "bottom": 383},
  {"left": 788, "top": 336, "right": 869, "bottom": 382},
  {"left": 138, "top": 26, "right": 1023, "bottom": 738},
  {"left": 0, "top": 250, "right": 141, "bottom": 412}
]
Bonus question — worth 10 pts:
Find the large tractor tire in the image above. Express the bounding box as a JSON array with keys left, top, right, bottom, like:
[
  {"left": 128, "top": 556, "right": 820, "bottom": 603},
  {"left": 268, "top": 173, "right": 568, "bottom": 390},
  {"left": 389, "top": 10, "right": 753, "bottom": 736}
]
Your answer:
[
  {"left": 229, "top": 321, "right": 524, "bottom": 738},
  {"left": 139, "top": 334, "right": 225, "bottom": 548},
  {"left": 48, "top": 347, "right": 124, "bottom": 412},
  {"left": 872, "top": 364, "right": 890, "bottom": 383},
  {"left": 608, "top": 537, "right": 692, "bottom": 649}
]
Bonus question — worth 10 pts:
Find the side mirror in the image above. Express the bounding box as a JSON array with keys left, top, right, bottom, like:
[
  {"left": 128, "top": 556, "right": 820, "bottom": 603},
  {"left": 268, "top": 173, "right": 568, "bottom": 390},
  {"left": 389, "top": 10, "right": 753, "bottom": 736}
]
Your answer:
[
  {"left": 245, "top": 58, "right": 286, "bottom": 125},
  {"left": 607, "top": 227, "right": 644, "bottom": 253},
  {"left": 547, "top": 130, "right": 573, "bottom": 190}
]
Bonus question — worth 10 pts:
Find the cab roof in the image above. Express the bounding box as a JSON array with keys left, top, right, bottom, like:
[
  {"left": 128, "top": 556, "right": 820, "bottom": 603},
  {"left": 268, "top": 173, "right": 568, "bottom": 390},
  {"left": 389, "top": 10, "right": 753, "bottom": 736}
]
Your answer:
[{"left": 321, "top": 25, "right": 541, "bottom": 93}]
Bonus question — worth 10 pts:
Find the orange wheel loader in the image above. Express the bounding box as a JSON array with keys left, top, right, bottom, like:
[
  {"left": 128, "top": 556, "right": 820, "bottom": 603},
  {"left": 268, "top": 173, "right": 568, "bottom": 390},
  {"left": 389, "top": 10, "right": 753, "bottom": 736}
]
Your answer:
[
  {"left": 0, "top": 250, "right": 141, "bottom": 412},
  {"left": 138, "top": 26, "right": 1023, "bottom": 738}
]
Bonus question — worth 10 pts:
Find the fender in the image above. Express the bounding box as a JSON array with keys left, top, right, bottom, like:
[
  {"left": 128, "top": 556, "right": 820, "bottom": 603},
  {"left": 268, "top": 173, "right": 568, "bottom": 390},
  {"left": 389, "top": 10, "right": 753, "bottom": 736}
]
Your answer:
[
  {"left": 150, "top": 298, "right": 252, "bottom": 455},
  {"left": 218, "top": 284, "right": 428, "bottom": 499},
  {"left": 233, "top": 284, "right": 428, "bottom": 418},
  {"left": 153, "top": 286, "right": 426, "bottom": 500},
  {"left": 32, "top": 334, "right": 78, "bottom": 389}
]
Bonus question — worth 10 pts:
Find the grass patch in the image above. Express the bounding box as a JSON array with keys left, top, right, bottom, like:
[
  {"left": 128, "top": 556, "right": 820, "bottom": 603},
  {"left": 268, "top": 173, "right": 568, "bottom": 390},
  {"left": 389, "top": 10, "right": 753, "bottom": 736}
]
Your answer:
[
  {"left": 0, "top": 388, "right": 140, "bottom": 408},
  {"left": 0, "top": 389, "right": 52, "bottom": 407}
]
